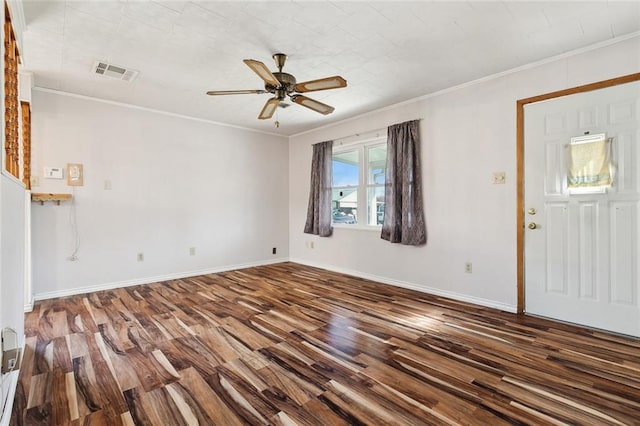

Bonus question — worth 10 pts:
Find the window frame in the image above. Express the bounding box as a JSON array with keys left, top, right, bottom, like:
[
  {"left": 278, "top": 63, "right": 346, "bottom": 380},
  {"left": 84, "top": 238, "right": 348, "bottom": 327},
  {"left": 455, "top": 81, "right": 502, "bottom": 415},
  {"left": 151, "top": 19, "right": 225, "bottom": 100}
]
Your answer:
[{"left": 332, "top": 136, "right": 387, "bottom": 230}]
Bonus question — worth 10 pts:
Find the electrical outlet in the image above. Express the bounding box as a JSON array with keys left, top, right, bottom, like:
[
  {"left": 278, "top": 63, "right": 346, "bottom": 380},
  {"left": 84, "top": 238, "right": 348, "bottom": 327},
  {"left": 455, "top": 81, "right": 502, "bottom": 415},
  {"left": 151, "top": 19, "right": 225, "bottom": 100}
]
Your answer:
[
  {"left": 1, "top": 348, "right": 21, "bottom": 373},
  {"left": 272, "top": 247, "right": 277, "bottom": 255},
  {"left": 137, "top": 253, "right": 144, "bottom": 262},
  {"left": 104, "top": 180, "right": 112, "bottom": 190},
  {"left": 310, "top": 241, "right": 315, "bottom": 249},
  {"left": 465, "top": 262, "right": 473, "bottom": 273},
  {"left": 189, "top": 247, "right": 196, "bottom": 256}
]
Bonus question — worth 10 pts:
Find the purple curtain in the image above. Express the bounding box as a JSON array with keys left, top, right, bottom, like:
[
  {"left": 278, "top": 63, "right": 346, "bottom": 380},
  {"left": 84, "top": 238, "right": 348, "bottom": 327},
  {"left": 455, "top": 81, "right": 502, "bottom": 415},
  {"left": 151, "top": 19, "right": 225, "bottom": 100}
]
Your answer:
[
  {"left": 304, "top": 140, "right": 333, "bottom": 237},
  {"left": 381, "top": 120, "right": 426, "bottom": 245}
]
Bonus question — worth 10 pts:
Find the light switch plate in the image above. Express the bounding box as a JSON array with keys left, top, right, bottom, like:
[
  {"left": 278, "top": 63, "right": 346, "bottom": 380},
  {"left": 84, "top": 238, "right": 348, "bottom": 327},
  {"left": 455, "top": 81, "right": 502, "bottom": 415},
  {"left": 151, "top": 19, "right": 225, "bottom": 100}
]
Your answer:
[{"left": 493, "top": 172, "right": 506, "bottom": 184}]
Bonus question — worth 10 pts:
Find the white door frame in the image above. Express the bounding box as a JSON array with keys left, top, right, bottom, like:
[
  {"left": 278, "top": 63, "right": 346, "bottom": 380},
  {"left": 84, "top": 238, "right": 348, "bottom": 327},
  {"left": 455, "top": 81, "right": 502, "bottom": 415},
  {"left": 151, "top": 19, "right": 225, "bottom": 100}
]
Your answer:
[{"left": 516, "top": 72, "right": 640, "bottom": 314}]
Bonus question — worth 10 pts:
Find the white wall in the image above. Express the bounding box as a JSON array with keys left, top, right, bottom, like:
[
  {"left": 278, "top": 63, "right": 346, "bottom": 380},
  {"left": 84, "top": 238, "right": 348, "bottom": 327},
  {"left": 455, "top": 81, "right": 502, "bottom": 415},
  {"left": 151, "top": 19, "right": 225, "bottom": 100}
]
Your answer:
[
  {"left": 1, "top": 176, "right": 25, "bottom": 332},
  {"left": 1, "top": 3, "right": 27, "bottom": 422},
  {"left": 31, "top": 91, "right": 289, "bottom": 298},
  {"left": 0, "top": 174, "right": 25, "bottom": 420},
  {"left": 289, "top": 36, "right": 640, "bottom": 312}
]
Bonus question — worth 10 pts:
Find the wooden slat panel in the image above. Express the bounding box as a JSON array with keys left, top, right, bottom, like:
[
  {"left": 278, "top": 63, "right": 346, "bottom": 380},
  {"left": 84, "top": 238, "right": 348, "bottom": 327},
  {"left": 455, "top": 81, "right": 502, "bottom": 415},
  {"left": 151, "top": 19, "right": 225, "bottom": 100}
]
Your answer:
[
  {"left": 21, "top": 101, "right": 31, "bottom": 189},
  {"left": 4, "top": 3, "right": 20, "bottom": 178}
]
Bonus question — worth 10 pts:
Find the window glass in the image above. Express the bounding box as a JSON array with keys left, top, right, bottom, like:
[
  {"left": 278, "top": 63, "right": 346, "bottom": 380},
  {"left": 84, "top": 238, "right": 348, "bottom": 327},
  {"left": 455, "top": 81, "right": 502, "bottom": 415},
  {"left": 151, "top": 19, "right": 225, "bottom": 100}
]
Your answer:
[
  {"left": 367, "top": 143, "right": 386, "bottom": 225},
  {"left": 368, "top": 186, "right": 385, "bottom": 225},
  {"left": 333, "top": 149, "right": 359, "bottom": 187},
  {"left": 332, "top": 140, "right": 386, "bottom": 227},
  {"left": 332, "top": 189, "right": 358, "bottom": 224},
  {"left": 368, "top": 144, "right": 386, "bottom": 184}
]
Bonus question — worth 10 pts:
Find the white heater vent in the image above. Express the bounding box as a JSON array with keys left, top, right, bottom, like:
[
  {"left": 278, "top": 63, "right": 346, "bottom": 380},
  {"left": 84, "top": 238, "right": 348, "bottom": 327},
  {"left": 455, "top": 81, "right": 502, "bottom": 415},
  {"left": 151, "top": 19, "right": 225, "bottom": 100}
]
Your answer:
[{"left": 93, "top": 61, "right": 139, "bottom": 82}]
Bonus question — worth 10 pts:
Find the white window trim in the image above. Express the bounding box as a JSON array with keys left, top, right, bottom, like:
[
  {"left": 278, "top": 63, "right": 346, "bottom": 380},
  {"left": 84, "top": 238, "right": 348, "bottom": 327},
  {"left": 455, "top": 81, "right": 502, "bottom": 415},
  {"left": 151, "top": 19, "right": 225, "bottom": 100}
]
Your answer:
[{"left": 333, "top": 136, "right": 386, "bottom": 231}]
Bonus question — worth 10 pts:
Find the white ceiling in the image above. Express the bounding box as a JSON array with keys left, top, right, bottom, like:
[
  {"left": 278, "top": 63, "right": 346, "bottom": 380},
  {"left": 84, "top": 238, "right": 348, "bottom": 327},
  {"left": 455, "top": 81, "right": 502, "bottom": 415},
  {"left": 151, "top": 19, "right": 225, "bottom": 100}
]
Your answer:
[{"left": 18, "top": 1, "right": 640, "bottom": 136}]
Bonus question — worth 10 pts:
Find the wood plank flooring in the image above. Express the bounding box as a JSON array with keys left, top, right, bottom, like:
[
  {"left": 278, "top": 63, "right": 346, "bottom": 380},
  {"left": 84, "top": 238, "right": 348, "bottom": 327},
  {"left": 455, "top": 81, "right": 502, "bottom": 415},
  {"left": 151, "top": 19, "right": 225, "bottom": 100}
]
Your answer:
[{"left": 11, "top": 262, "right": 640, "bottom": 425}]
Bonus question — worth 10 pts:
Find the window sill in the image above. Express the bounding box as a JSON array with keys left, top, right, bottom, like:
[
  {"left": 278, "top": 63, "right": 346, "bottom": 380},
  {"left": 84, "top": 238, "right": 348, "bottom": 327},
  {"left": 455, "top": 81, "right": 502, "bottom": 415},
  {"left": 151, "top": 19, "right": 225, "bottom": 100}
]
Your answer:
[{"left": 333, "top": 224, "right": 382, "bottom": 232}]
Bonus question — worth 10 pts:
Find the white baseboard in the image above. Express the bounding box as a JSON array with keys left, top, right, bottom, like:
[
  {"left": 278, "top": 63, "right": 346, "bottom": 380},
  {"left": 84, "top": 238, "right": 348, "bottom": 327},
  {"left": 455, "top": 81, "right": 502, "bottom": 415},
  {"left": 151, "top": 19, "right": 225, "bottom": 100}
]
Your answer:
[
  {"left": 23, "top": 296, "right": 34, "bottom": 313},
  {"left": 33, "top": 256, "right": 517, "bottom": 313},
  {"left": 289, "top": 258, "right": 517, "bottom": 313},
  {"left": 33, "top": 257, "right": 290, "bottom": 301}
]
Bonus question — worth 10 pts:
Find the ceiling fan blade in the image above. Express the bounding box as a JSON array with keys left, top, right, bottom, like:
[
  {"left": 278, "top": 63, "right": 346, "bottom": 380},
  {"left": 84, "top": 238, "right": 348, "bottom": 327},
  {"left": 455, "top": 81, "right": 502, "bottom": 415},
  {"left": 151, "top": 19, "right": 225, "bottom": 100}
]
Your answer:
[
  {"left": 294, "top": 76, "right": 347, "bottom": 93},
  {"left": 243, "top": 59, "right": 280, "bottom": 87},
  {"left": 258, "top": 97, "right": 280, "bottom": 120},
  {"left": 291, "top": 95, "right": 335, "bottom": 115},
  {"left": 206, "top": 89, "right": 267, "bottom": 96}
]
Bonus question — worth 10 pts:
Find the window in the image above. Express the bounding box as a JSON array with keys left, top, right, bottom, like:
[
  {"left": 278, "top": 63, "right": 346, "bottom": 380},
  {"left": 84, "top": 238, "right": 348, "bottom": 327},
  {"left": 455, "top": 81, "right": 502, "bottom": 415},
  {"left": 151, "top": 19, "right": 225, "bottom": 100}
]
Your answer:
[
  {"left": 567, "top": 133, "right": 612, "bottom": 194},
  {"left": 332, "top": 138, "right": 387, "bottom": 227}
]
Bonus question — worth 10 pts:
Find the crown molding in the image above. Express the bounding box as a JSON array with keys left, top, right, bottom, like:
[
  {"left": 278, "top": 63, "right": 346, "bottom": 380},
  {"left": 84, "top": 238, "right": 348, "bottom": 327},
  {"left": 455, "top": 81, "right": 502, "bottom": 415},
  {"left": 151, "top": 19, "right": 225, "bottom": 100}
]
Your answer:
[
  {"left": 32, "top": 87, "right": 288, "bottom": 139},
  {"left": 291, "top": 31, "right": 640, "bottom": 139}
]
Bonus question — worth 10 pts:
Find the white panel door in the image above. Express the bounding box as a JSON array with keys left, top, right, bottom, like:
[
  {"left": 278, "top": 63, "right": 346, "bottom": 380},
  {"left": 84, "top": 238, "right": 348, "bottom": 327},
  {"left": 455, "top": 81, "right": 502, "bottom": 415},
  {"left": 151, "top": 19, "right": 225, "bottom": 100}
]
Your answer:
[{"left": 524, "top": 81, "right": 640, "bottom": 337}]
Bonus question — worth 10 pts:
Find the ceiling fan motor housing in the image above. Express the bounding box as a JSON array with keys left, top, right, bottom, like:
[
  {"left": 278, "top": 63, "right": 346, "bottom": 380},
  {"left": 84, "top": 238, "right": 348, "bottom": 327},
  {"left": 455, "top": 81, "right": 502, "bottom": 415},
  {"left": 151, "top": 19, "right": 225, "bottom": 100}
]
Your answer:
[{"left": 267, "top": 72, "right": 297, "bottom": 99}]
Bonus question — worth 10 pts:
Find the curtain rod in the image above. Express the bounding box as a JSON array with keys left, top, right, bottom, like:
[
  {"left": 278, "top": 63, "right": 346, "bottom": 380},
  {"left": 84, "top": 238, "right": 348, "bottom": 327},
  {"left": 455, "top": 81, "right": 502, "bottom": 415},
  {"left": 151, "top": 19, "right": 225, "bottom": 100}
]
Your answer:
[{"left": 333, "top": 118, "right": 422, "bottom": 145}]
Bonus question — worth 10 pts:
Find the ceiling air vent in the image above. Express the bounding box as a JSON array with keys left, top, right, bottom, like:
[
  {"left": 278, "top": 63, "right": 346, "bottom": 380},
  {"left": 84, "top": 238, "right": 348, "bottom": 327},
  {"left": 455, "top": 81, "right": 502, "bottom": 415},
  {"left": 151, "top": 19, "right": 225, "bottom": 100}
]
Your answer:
[{"left": 92, "top": 61, "right": 139, "bottom": 82}]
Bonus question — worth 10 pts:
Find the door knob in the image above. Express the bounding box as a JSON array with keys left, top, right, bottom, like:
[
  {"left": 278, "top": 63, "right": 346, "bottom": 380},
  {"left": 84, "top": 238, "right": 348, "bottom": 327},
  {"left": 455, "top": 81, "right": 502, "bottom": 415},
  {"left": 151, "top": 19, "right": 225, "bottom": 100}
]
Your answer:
[
  {"left": 527, "top": 208, "right": 536, "bottom": 215},
  {"left": 528, "top": 222, "right": 537, "bottom": 230}
]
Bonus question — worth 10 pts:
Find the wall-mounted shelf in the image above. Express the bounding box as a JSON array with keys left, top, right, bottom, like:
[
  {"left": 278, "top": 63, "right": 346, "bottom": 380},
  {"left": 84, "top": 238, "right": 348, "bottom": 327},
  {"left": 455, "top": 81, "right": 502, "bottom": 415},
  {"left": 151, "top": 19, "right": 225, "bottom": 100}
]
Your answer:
[{"left": 31, "top": 193, "right": 72, "bottom": 205}]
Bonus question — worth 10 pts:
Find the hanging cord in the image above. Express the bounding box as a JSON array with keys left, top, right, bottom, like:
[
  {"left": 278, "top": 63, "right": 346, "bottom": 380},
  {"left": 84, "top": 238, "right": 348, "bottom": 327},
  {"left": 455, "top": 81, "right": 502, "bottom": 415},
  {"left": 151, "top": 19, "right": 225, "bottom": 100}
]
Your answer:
[{"left": 67, "top": 186, "right": 79, "bottom": 261}]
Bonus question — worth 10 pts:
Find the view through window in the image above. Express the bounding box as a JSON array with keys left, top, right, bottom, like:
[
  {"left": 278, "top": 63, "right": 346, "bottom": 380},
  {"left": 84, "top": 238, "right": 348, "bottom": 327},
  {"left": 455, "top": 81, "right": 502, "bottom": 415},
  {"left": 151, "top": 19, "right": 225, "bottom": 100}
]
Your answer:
[{"left": 332, "top": 139, "right": 387, "bottom": 226}]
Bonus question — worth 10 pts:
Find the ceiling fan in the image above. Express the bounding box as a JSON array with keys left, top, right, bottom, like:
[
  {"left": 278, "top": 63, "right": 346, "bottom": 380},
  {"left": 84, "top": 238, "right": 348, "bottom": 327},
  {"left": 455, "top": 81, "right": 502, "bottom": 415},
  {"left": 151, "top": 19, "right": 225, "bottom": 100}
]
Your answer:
[{"left": 206, "top": 53, "right": 347, "bottom": 120}]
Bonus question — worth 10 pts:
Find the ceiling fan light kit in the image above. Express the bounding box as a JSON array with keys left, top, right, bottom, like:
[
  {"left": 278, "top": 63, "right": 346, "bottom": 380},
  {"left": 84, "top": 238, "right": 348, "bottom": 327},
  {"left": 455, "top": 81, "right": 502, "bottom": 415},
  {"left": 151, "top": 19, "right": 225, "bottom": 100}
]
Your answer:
[{"left": 207, "top": 53, "right": 347, "bottom": 122}]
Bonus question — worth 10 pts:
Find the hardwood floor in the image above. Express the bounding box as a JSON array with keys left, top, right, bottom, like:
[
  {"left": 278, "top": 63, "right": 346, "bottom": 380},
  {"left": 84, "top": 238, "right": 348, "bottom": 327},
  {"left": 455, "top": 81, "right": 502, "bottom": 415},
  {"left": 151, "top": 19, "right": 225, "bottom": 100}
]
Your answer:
[{"left": 11, "top": 262, "right": 640, "bottom": 425}]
